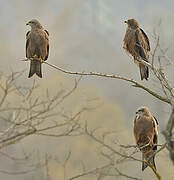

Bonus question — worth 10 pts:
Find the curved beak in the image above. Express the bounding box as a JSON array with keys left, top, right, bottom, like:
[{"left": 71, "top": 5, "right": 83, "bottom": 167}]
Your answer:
[{"left": 124, "top": 20, "right": 128, "bottom": 24}]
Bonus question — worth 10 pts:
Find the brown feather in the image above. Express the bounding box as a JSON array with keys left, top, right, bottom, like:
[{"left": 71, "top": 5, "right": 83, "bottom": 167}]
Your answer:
[
  {"left": 26, "top": 19, "right": 49, "bottom": 78},
  {"left": 123, "top": 19, "right": 150, "bottom": 80},
  {"left": 134, "top": 107, "right": 158, "bottom": 171}
]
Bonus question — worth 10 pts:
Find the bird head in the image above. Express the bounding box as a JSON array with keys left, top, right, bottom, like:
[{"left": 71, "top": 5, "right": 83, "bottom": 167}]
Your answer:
[
  {"left": 136, "top": 106, "right": 151, "bottom": 116},
  {"left": 26, "top": 19, "right": 43, "bottom": 29},
  {"left": 125, "top": 19, "right": 139, "bottom": 29}
]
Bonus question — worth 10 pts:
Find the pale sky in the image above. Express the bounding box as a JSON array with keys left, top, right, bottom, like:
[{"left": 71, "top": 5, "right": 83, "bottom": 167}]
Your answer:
[
  {"left": 0, "top": 2, "right": 174, "bottom": 178},
  {"left": 0, "top": 0, "right": 174, "bottom": 126}
]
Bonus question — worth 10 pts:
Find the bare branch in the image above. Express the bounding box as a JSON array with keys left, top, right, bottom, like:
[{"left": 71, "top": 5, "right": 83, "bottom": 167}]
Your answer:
[
  {"left": 114, "top": 166, "right": 141, "bottom": 180},
  {"left": 66, "top": 164, "right": 111, "bottom": 180},
  {"left": 21, "top": 58, "right": 171, "bottom": 104}
]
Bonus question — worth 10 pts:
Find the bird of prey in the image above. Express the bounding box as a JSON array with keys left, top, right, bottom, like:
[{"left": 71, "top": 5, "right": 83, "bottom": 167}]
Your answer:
[
  {"left": 26, "top": 19, "right": 49, "bottom": 78},
  {"left": 123, "top": 19, "right": 150, "bottom": 80},
  {"left": 134, "top": 106, "right": 158, "bottom": 171}
]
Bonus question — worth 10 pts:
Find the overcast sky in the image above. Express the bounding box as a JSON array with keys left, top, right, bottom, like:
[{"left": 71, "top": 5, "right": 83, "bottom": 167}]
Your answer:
[
  {"left": 0, "top": 1, "right": 174, "bottom": 179},
  {"left": 0, "top": 0, "right": 174, "bottom": 126}
]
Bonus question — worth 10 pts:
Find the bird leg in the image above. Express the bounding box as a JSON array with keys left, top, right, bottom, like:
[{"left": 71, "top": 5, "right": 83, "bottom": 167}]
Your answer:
[
  {"left": 31, "top": 55, "right": 43, "bottom": 63},
  {"left": 133, "top": 56, "right": 139, "bottom": 65},
  {"left": 32, "top": 54, "right": 38, "bottom": 59},
  {"left": 144, "top": 159, "right": 156, "bottom": 172},
  {"left": 38, "top": 57, "right": 43, "bottom": 63}
]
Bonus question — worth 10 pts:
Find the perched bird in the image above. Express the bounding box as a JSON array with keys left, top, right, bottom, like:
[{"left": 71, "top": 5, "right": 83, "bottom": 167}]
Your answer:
[
  {"left": 123, "top": 19, "right": 150, "bottom": 80},
  {"left": 134, "top": 106, "right": 158, "bottom": 171},
  {"left": 26, "top": 19, "right": 49, "bottom": 78}
]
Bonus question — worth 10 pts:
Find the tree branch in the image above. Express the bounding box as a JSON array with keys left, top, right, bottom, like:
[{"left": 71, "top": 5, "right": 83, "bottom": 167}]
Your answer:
[{"left": 22, "top": 58, "right": 171, "bottom": 104}]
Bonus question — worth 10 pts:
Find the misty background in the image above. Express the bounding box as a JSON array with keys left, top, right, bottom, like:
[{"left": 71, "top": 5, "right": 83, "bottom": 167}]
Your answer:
[{"left": 0, "top": 0, "right": 174, "bottom": 179}]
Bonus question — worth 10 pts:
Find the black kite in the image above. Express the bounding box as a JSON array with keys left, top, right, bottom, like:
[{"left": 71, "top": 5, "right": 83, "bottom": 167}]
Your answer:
[
  {"left": 123, "top": 19, "right": 150, "bottom": 80},
  {"left": 26, "top": 19, "right": 49, "bottom": 78},
  {"left": 134, "top": 106, "right": 158, "bottom": 171}
]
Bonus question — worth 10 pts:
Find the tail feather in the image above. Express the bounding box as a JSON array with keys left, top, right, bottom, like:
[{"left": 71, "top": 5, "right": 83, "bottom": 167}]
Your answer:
[
  {"left": 35, "top": 61, "right": 42, "bottom": 78},
  {"left": 28, "top": 59, "right": 42, "bottom": 78},
  {"left": 139, "top": 64, "right": 149, "bottom": 81},
  {"left": 142, "top": 154, "right": 156, "bottom": 171}
]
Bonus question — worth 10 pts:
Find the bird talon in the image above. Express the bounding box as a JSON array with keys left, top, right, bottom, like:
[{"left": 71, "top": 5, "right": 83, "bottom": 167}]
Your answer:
[
  {"left": 32, "top": 54, "right": 38, "bottom": 59},
  {"left": 39, "top": 57, "right": 43, "bottom": 63},
  {"left": 144, "top": 160, "right": 148, "bottom": 163}
]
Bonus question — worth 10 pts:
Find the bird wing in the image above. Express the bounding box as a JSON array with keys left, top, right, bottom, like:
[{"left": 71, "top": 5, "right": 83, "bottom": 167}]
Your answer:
[
  {"left": 133, "top": 116, "right": 140, "bottom": 144},
  {"left": 153, "top": 116, "right": 159, "bottom": 125},
  {"left": 43, "top": 30, "right": 49, "bottom": 61},
  {"left": 135, "top": 29, "right": 149, "bottom": 62},
  {"left": 26, "top": 31, "right": 31, "bottom": 58},
  {"left": 140, "top": 28, "right": 150, "bottom": 51},
  {"left": 152, "top": 116, "right": 159, "bottom": 151}
]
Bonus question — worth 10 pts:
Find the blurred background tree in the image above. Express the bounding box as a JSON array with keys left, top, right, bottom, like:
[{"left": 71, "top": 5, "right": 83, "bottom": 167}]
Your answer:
[{"left": 0, "top": 0, "right": 174, "bottom": 179}]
